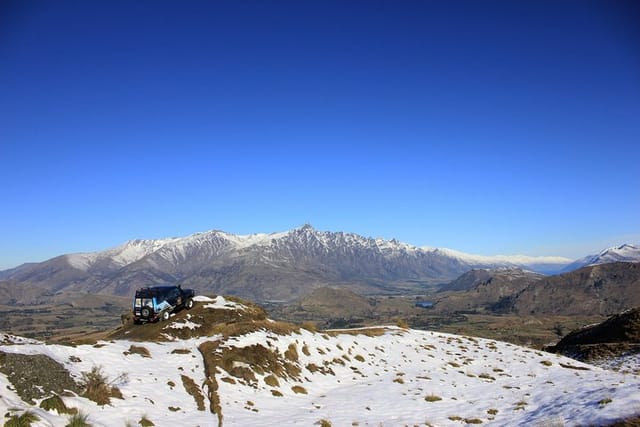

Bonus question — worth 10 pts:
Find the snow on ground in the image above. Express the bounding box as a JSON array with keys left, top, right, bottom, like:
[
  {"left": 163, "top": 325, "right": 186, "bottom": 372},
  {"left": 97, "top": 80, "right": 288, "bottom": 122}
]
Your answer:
[
  {"left": 215, "top": 328, "right": 640, "bottom": 426},
  {"left": 592, "top": 352, "right": 640, "bottom": 375},
  {"left": 1, "top": 308, "right": 639, "bottom": 426},
  {"left": 0, "top": 337, "right": 213, "bottom": 427},
  {"left": 197, "top": 295, "right": 246, "bottom": 311}
]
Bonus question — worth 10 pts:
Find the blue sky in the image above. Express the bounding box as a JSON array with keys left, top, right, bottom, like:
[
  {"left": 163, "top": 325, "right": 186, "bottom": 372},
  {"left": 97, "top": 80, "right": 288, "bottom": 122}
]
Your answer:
[{"left": 1, "top": 0, "right": 639, "bottom": 269}]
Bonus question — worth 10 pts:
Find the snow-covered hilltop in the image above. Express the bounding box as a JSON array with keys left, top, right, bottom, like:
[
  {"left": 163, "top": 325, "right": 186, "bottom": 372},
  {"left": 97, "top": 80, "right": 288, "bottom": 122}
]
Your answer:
[
  {"left": 563, "top": 244, "right": 640, "bottom": 272},
  {"left": 1, "top": 295, "right": 639, "bottom": 426}
]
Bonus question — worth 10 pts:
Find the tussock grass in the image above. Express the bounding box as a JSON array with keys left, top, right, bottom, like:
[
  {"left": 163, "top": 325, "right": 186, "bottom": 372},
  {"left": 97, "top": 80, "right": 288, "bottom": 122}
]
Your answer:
[
  {"left": 285, "top": 344, "right": 299, "bottom": 362},
  {"left": 264, "top": 374, "right": 279, "bottom": 387},
  {"left": 425, "top": 394, "right": 442, "bottom": 402},
  {"left": 478, "top": 373, "right": 496, "bottom": 381},
  {"left": 39, "top": 395, "right": 77, "bottom": 415},
  {"left": 212, "top": 319, "right": 300, "bottom": 339},
  {"left": 139, "top": 415, "right": 155, "bottom": 426},
  {"left": 316, "top": 419, "right": 332, "bottom": 427},
  {"left": 181, "top": 374, "right": 206, "bottom": 411},
  {"left": 325, "top": 327, "right": 387, "bottom": 337},
  {"left": 302, "top": 344, "right": 311, "bottom": 356},
  {"left": 171, "top": 348, "right": 191, "bottom": 354},
  {"left": 541, "top": 360, "right": 553, "bottom": 366},
  {"left": 65, "top": 412, "right": 91, "bottom": 427},
  {"left": 125, "top": 345, "right": 151, "bottom": 358},
  {"left": 4, "top": 411, "right": 40, "bottom": 427},
  {"left": 598, "top": 397, "right": 612, "bottom": 406},
  {"left": 464, "top": 418, "right": 483, "bottom": 424},
  {"left": 291, "top": 385, "right": 307, "bottom": 394},
  {"left": 80, "top": 366, "right": 125, "bottom": 405}
]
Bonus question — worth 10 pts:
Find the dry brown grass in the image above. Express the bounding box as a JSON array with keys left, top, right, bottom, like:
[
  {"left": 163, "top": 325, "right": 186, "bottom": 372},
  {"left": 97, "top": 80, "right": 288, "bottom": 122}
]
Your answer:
[
  {"left": 80, "top": 366, "right": 124, "bottom": 406},
  {"left": 291, "top": 385, "right": 307, "bottom": 394},
  {"left": 264, "top": 375, "right": 280, "bottom": 387},
  {"left": 285, "top": 343, "right": 299, "bottom": 362},
  {"left": 325, "top": 327, "right": 387, "bottom": 337},
  {"left": 425, "top": 394, "right": 442, "bottom": 402},
  {"left": 181, "top": 374, "right": 205, "bottom": 411},
  {"left": 125, "top": 345, "right": 151, "bottom": 358},
  {"left": 39, "top": 395, "right": 77, "bottom": 415}
]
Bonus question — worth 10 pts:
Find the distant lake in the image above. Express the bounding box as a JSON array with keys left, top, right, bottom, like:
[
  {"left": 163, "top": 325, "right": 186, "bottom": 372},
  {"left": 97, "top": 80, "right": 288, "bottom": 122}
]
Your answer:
[{"left": 415, "top": 301, "right": 434, "bottom": 308}]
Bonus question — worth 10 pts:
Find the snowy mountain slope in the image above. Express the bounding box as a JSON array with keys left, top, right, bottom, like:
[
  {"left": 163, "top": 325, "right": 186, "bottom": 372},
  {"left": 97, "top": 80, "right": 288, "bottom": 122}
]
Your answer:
[
  {"left": 1, "top": 295, "right": 640, "bottom": 427},
  {"left": 563, "top": 244, "right": 640, "bottom": 272},
  {"left": 1, "top": 225, "right": 577, "bottom": 303}
]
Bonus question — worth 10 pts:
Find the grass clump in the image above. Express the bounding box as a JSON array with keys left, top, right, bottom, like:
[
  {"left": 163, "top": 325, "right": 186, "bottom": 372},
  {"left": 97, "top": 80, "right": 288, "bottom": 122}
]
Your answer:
[
  {"left": 487, "top": 408, "right": 499, "bottom": 415},
  {"left": 39, "top": 395, "right": 77, "bottom": 415},
  {"left": 125, "top": 345, "right": 151, "bottom": 358},
  {"left": 464, "top": 418, "right": 483, "bottom": 424},
  {"left": 448, "top": 415, "right": 463, "bottom": 421},
  {"left": 264, "top": 374, "right": 280, "bottom": 387},
  {"left": 65, "top": 412, "right": 91, "bottom": 427},
  {"left": 4, "top": 411, "right": 40, "bottom": 427},
  {"left": 139, "top": 415, "right": 155, "bottom": 426},
  {"left": 181, "top": 375, "right": 206, "bottom": 411},
  {"left": 425, "top": 394, "right": 442, "bottom": 402},
  {"left": 540, "top": 360, "right": 553, "bottom": 367},
  {"left": 478, "top": 373, "right": 496, "bottom": 381},
  {"left": 396, "top": 319, "right": 409, "bottom": 329},
  {"left": 80, "top": 366, "right": 126, "bottom": 405},
  {"left": 598, "top": 397, "right": 612, "bottom": 406},
  {"left": 285, "top": 343, "right": 299, "bottom": 362},
  {"left": 316, "top": 419, "right": 332, "bottom": 427},
  {"left": 514, "top": 400, "right": 528, "bottom": 411},
  {"left": 291, "top": 385, "right": 308, "bottom": 394}
]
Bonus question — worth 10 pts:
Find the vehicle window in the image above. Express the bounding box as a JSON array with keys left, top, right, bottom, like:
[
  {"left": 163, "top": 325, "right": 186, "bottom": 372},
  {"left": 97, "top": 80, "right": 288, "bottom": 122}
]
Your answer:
[{"left": 135, "top": 298, "right": 153, "bottom": 308}]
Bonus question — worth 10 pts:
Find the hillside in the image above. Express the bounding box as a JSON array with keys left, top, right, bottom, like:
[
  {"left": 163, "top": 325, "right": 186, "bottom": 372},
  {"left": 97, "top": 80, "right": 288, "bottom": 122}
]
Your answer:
[
  {"left": 548, "top": 307, "right": 640, "bottom": 373},
  {"left": 0, "top": 225, "right": 572, "bottom": 304},
  {"left": 512, "top": 262, "right": 640, "bottom": 316},
  {"left": 1, "top": 295, "right": 640, "bottom": 426},
  {"left": 434, "top": 268, "right": 543, "bottom": 313},
  {"left": 429, "top": 263, "right": 640, "bottom": 318}
]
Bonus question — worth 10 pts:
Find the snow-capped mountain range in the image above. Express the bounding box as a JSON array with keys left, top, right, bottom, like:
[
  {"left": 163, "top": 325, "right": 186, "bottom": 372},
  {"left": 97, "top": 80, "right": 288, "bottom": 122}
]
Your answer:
[
  {"left": 62, "top": 224, "right": 572, "bottom": 273},
  {"left": 0, "top": 225, "right": 637, "bottom": 303}
]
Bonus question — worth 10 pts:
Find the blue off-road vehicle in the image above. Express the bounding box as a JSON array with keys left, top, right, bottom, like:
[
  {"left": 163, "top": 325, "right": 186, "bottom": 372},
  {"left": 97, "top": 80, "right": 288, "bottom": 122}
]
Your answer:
[{"left": 132, "top": 285, "right": 196, "bottom": 324}]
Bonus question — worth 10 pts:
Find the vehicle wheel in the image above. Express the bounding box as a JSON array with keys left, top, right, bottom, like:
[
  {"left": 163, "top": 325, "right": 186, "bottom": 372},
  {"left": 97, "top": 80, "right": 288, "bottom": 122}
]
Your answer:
[
  {"left": 185, "top": 299, "right": 194, "bottom": 310},
  {"left": 141, "top": 307, "right": 151, "bottom": 319},
  {"left": 161, "top": 310, "right": 170, "bottom": 321}
]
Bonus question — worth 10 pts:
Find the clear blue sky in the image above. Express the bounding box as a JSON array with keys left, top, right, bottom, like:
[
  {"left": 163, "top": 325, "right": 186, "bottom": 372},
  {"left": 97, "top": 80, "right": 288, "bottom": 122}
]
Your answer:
[{"left": 2, "top": 0, "right": 639, "bottom": 269}]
